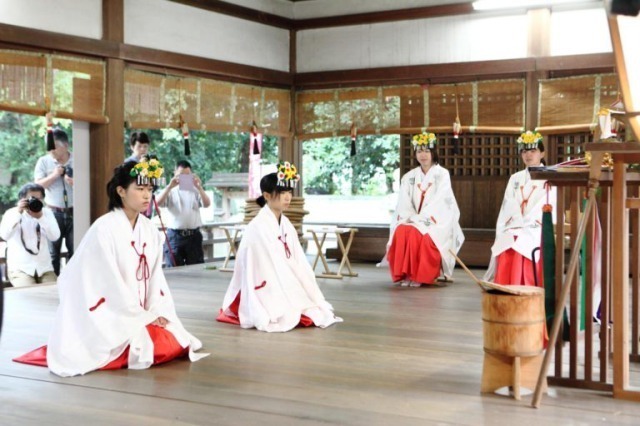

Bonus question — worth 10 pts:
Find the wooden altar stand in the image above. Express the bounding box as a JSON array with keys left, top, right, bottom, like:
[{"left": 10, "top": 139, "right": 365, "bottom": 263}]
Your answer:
[{"left": 531, "top": 142, "right": 640, "bottom": 406}]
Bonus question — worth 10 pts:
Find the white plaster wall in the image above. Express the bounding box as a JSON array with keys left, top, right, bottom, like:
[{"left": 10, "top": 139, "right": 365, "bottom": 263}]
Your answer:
[
  {"left": 0, "top": 0, "right": 102, "bottom": 39},
  {"left": 297, "top": 13, "right": 528, "bottom": 72},
  {"left": 71, "top": 121, "right": 90, "bottom": 246},
  {"left": 125, "top": 0, "right": 290, "bottom": 72},
  {"left": 550, "top": 8, "right": 612, "bottom": 56}
]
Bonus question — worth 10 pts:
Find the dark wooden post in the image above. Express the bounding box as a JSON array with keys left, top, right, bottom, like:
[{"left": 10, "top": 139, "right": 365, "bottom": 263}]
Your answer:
[{"left": 89, "top": 0, "right": 125, "bottom": 221}]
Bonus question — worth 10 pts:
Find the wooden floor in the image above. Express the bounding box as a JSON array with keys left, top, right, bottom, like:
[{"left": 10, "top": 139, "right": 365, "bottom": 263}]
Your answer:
[{"left": 2, "top": 263, "right": 640, "bottom": 425}]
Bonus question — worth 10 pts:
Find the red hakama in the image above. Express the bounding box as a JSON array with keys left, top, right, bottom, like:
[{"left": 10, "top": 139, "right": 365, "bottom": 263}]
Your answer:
[
  {"left": 217, "top": 292, "right": 314, "bottom": 327},
  {"left": 13, "top": 325, "right": 188, "bottom": 370},
  {"left": 494, "top": 247, "right": 542, "bottom": 287},
  {"left": 387, "top": 224, "right": 442, "bottom": 285}
]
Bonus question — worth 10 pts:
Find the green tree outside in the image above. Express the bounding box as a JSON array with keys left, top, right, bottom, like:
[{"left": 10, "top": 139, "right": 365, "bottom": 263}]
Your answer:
[{"left": 303, "top": 134, "right": 400, "bottom": 196}]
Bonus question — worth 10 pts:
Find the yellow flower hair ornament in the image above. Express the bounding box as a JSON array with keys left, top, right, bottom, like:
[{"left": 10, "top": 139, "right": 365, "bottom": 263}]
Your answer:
[
  {"left": 411, "top": 131, "right": 437, "bottom": 150},
  {"left": 130, "top": 157, "right": 165, "bottom": 186},
  {"left": 277, "top": 161, "right": 301, "bottom": 188},
  {"left": 517, "top": 130, "right": 543, "bottom": 150}
]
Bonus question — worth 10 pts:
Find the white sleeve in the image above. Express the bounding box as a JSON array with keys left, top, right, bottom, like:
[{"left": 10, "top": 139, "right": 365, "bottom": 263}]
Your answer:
[
  {"left": 34, "top": 157, "right": 47, "bottom": 180},
  {"left": 0, "top": 208, "right": 21, "bottom": 240},
  {"left": 38, "top": 209, "right": 61, "bottom": 241}
]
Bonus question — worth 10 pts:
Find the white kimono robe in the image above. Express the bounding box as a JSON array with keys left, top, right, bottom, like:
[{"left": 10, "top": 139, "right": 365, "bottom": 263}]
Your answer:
[
  {"left": 47, "top": 209, "right": 206, "bottom": 377},
  {"left": 389, "top": 165, "right": 464, "bottom": 277},
  {"left": 484, "top": 168, "right": 557, "bottom": 281},
  {"left": 220, "top": 206, "right": 342, "bottom": 332}
]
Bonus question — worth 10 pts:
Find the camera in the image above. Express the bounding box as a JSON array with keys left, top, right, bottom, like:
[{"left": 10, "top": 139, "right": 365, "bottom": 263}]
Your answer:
[
  {"left": 26, "top": 197, "right": 43, "bottom": 213},
  {"left": 61, "top": 166, "right": 73, "bottom": 178}
]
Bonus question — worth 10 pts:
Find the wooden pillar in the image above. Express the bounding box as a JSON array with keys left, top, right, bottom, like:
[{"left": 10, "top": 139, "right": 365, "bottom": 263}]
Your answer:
[
  {"left": 90, "top": 0, "right": 124, "bottom": 221},
  {"left": 611, "top": 155, "right": 629, "bottom": 396},
  {"left": 525, "top": 8, "right": 550, "bottom": 131},
  {"left": 285, "top": 28, "right": 302, "bottom": 195}
]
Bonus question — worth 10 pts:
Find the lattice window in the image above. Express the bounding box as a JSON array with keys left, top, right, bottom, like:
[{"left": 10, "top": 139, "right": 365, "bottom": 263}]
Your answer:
[
  {"left": 547, "top": 132, "right": 592, "bottom": 164},
  {"left": 400, "top": 133, "right": 520, "bottom": 177}
]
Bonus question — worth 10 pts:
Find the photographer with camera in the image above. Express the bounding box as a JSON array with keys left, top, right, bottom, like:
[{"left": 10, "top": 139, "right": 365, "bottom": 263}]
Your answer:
[
  {"left": 0, "top": 183, "right": 60, "bottom": 287},
  {"left": 34, "top": 128, "right": 74, "bottom": 276},
  {"left": 155, "top": 160, "right": 211, "bottom": 267}
]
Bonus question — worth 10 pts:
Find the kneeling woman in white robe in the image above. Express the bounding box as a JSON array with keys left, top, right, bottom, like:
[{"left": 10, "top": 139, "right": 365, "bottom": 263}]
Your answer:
[
  {"left": 387, "top": 131, "right": 464, "bottom": 286},
  {"left": 484, "top": 131, "right": 556, "bottom": 286},
  {"left": 217, "top": 162, "right": 342, "bottom": 332},
  {"left": 14, "top": 160, "right": 207, "bottom": 377}
]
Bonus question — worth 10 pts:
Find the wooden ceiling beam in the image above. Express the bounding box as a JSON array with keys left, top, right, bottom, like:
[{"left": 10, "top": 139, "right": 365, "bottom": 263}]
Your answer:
[
  {"left": 168, "top": 1, "right": 476, "bottom": 30},
  {"left": 168, "top": 0, "right": 293, "bottom": 29},
  {"left": 0, "top": 22, "right": 119, "bottom": 59},
  {"left": 295, "top": 58, "right": 537, "bottom": 88},
  {"left": 0, "top": 22, "right": 291, "bottom": 87},
  {"left": 294, "top": 53, "right": 616, "bottom": 89},
  {"left": 120, "top": 44, "right": 292, "bottom": 86},
  {"left": 293, "top": 3, "right": 475, "bottom": 30}
]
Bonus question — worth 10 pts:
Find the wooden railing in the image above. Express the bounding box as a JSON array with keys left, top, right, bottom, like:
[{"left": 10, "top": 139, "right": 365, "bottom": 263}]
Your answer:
[{"left": 531, "top": 168, "right": 640, "bottom": 397}]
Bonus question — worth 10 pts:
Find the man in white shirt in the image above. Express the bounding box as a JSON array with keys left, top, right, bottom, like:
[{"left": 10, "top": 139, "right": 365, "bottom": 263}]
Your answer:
[
  {"left": 0, "top": 183, "right": 60, "bottom": 287},
  {"left": 34, "top": 129, "right": 73, "bottom": 276},
  {"left": 155, "top": 160, "right": 211, "bottom": 267}
]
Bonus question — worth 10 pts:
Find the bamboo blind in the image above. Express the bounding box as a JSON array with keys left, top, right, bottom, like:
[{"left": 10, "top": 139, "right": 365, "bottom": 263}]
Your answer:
[
  {"left": 428, "top": 83, "right": 473, "bottom": 128},
  {"left": 297, "top": 79, "right": 525, "bottom": 139},
  {"left": 538, "top": 73, "right": 619, "bottom": 131},
  {"left": 477, "top": 80, "right": 525, "bottom": 127},
  {"left": 124, "top": 69, "right": 291, "bottom": 136},
  {"left": 0, "top": 49, "right": 106, "bottom": 122}
]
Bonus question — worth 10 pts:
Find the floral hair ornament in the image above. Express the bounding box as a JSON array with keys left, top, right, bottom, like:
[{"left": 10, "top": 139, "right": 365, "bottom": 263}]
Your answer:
[
  {"left": 517, "top": 130, "right": 543, "bottom": 151},
  {"left": 412, "top": 130, "right": 437, "bottom": 150},
  {"left": 130, "top": 157, "right": 165, "bottom": 186},
  {"left": 276, "top": 161, "right": 301, "bottom": 188}
]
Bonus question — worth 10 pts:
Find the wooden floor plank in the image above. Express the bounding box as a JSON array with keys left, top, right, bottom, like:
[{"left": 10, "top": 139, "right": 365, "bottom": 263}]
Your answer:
[{"left": 2, "top": 263, "right": 640, "bottom": 425}]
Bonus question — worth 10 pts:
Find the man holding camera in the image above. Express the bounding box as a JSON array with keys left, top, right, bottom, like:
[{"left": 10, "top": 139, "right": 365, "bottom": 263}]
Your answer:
[
  {"left": 0, "top": 183, "right": 60, "bottom": 287},
  {"left": 34, "top": 129, "right": 74, "bottom": 276},
  {"left": 155, "top": 160, "right": 211, "bottom": 267}
]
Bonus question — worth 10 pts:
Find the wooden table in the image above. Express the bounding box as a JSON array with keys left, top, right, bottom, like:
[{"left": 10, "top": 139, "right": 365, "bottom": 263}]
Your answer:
[
  {"left": 219, "top": 225, "right": 246, "bottom": 272},
  {"left": 307, "top": 226, "right": 358, "bottom": 279}
]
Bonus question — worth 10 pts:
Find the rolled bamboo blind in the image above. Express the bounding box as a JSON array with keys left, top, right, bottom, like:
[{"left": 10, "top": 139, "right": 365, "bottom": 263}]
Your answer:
[
  {"left": 296, "top": 79, "right": 525, "bottom": 139},
  {"left": 0, "top": 49, "right": 106, "bottom": 123},
  {"left": 124, "top": 68, "right": 291, "bottom": 136},
  {"left": 537, "top": 73, "right": 619, "bottom": 132}
]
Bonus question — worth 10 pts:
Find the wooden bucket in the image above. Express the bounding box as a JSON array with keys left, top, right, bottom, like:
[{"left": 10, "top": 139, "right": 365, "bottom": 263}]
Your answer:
[{"left": 482, "top": 291, "right": 545, "bottom": 357}]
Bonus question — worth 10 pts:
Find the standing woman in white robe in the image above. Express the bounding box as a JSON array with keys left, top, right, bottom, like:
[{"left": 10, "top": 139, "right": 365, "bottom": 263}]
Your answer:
[
  {"left": 14, "top": 160, "right": 206, "bottom": 376},
  {"left": 217, "top": 162, "right": 342, "bottom": 332},
  {"left": 484, "top": 131, "right": 556, "bottom": 286},
  {"left": 387, "top": 131, "right": 464, "bottom": 287}
]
